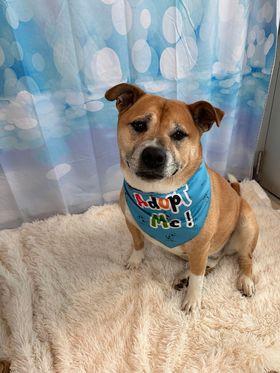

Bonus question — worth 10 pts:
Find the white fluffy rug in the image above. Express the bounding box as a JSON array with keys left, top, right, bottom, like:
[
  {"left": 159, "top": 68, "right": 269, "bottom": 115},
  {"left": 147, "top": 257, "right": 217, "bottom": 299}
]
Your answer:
[{"left": 0, "top": 181, "right": 280, "bottom": 372}]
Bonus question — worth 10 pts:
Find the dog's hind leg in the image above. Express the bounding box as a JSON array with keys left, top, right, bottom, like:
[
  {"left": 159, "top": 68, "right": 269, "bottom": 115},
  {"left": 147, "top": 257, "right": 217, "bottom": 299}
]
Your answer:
[
  {"left": 173, "top": 263, "right": 190, "bottom": 290},
  {"left": 225, "top": 198, "right": 259, "bottom": 296},
  {"left": 205, "top": 254, "right": 223, "bottom": 275},
  {"left": 173, "top": 251, "right": 223, "bottom": 290}
]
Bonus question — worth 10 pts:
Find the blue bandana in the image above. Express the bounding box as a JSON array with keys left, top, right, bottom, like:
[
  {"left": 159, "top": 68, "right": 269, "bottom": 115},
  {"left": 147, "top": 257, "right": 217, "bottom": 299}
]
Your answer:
[{"left": 123, "top": 163, "right": 211, "bottom": 248}]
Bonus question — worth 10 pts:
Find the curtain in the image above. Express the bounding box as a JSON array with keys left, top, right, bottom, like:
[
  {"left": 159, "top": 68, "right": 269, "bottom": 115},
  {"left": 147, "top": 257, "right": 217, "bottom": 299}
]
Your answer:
[{"left": 0, "top": 0, "right": 277, "bottom": 229}]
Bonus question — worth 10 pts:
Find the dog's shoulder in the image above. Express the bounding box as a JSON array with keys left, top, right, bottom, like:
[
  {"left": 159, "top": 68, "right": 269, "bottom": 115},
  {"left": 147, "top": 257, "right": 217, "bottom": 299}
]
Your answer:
[{"left": 208, "top": 167, "right": 241, "bottom": 222}]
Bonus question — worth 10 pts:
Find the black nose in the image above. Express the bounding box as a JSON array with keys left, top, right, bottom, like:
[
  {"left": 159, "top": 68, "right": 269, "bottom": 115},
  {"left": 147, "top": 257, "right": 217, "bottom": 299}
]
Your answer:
[{"left": 141, "top": 146, "right": 167, "bottom": 169}]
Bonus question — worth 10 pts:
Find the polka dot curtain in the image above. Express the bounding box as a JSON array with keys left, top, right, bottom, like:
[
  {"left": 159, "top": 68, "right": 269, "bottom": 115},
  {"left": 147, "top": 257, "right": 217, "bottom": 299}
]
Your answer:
[{"left": 0, "top": 0, "right": 277, "bottom": 228}]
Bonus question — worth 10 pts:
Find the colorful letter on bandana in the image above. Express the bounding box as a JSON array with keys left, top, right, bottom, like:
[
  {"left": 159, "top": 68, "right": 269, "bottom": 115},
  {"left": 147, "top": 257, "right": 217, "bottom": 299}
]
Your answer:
[{"left": 150, "top": 214, "right": 169, "bottom": 229}]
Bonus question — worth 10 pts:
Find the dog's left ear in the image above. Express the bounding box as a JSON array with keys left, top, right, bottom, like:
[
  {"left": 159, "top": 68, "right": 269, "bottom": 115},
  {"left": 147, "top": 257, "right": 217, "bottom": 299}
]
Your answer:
[
  {"left": 188, "top": 101, "right": 224, "bottom": 132},
  {"left": 105, "top": 83, "right": 145, "bottom": 114}
]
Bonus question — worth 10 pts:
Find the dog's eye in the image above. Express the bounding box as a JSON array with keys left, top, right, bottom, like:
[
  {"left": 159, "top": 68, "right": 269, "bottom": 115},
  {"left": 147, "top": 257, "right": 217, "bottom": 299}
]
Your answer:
[
  {"left": 171, "top": 129, "right": 187, "bottom": 141},
  {"left": 131, "top": 120, "right": 147, "bottom": 133}
]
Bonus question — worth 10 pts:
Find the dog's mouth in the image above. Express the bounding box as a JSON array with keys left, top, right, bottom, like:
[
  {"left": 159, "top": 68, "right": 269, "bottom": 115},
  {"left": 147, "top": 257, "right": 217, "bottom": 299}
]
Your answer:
[
  {"left": 135, "top": 170, "right": 165, "bottom": 180},
  {"left": 135, "top": 167, "right": 179, "bottom": 181},
  {"left": 126, "top": 157, "right": 179, "bottom": 181},
  {"left": 172, "top": 168, "right": 179, "bottom": 176}
]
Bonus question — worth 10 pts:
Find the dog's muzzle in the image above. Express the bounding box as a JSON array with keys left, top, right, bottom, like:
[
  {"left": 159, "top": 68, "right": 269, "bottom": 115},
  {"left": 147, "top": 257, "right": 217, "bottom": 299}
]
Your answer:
[{"left": 136, "top": 146, "right": 167, "bottom": 180}]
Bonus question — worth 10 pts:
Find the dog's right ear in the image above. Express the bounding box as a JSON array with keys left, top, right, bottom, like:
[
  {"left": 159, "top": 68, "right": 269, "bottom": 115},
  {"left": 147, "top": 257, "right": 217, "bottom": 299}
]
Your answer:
[{"left": 105, "top": 83, "right": 145, "bottom": 114}]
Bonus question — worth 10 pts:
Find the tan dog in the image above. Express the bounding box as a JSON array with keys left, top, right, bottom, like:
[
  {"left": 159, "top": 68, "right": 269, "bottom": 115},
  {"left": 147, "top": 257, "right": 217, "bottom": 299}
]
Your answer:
[{"left": 105, "top": 83, "right": 259, "bottom": 314}]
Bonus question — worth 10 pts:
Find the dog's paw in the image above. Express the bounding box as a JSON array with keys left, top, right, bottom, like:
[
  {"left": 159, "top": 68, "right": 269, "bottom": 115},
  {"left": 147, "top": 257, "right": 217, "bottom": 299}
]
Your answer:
[
  {"left": 181, "top": 290, "right": 201, "bottom": 315},
  {"left": 237, "top": 274, "right": 255, "bottom": 297},
  {"left": 173, "top": 270, "right": 190, "bottom": 291},
  {"left": 205, "top": 265, "right": 215, "bottom": 276},
  {"left": 125, "top": 249, "right": 144, "bottom": 270}
]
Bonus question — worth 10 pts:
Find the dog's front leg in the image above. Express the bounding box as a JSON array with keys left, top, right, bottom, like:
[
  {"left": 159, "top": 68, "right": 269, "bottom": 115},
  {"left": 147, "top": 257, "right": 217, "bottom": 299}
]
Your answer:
[
  {"left": 125, "top": 218, "right": 145, "bottom": 269},
  {"left": 181, "top": 247, "right": 208, "bottom": 314}
]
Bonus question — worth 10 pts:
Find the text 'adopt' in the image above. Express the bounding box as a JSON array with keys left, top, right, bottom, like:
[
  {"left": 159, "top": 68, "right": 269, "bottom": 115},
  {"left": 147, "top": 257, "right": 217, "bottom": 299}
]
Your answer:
[{"left": 133, "top": 188, "right": 194, "bottom": 229}]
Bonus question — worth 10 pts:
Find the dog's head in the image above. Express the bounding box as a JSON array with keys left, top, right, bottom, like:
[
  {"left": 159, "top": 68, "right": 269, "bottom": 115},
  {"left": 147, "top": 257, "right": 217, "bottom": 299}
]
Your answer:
[{"left": 105, "top": 83, "right": 224, "bottom": 191}]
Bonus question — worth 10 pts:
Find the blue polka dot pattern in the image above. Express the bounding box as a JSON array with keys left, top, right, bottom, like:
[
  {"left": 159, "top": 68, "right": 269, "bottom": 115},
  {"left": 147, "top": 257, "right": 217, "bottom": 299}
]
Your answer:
[{"left": 0, "top": 0, "right": 277, "bottom": 228}]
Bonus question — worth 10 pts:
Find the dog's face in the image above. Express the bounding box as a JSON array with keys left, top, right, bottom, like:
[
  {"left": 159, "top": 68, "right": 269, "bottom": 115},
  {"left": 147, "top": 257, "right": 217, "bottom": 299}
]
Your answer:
[{"left": 105, "top": 84, "right": 224, "bottom": 190}]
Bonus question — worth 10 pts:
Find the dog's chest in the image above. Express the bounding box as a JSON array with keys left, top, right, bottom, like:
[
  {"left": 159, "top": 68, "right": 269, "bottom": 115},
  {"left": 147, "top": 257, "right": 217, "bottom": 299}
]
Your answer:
[
  {"left": 123, "top": 163, "right": 211, "bottom": 250},
  {"left": 124, "top": 200, "right": 189, "bottom": 259}
]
